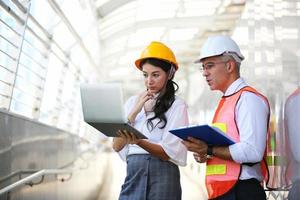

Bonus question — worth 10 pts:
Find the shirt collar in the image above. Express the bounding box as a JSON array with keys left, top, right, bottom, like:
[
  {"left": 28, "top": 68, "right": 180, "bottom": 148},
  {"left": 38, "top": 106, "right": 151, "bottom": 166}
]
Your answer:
[{"left": 224, "top": 78, "right": 248, "bottom": 96}]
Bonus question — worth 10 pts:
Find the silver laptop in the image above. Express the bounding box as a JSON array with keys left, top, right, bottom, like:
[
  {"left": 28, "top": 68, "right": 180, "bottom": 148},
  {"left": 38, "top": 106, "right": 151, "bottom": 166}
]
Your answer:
[{"left": 80, "top": 83, "right": 147, "bottom": 139}]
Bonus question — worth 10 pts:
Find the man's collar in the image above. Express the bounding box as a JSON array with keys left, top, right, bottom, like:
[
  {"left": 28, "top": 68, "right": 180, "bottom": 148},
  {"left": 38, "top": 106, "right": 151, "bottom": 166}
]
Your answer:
[{"left": 224, "top": 78, "right": 247, "bottom": 96}]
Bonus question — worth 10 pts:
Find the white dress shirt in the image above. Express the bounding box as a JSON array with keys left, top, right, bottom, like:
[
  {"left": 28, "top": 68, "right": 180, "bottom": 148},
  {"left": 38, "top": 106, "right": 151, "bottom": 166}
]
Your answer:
[
  {"left": 285, "top": 89, "right": 300, "bottom": 181},
  {"left": 226, "top": 78, "right": 269, "bottom": 181},
  {"left": 118, "top": 95, "right": 189, "bottom": 166}
]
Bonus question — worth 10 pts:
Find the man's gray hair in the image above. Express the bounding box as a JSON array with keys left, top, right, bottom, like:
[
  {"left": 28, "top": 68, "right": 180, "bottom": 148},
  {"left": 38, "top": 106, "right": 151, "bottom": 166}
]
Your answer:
[
  {"left": 223, "top": 52, "right": 243, "bottom": 63},
  {"left": 221, "top": 54, "right": 241, "bottom": 72}
]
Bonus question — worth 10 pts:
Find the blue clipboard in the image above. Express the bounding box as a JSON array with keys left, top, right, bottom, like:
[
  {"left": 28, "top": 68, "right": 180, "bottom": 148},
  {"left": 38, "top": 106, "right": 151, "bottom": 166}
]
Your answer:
[{"left": 169, "top": 124, "right": 235, "bottom": 145}]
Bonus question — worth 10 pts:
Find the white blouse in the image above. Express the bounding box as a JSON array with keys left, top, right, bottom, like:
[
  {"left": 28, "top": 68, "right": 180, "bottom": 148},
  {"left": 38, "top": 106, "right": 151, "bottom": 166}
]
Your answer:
[{"left": 118, "top": 95, "right": 189, "bottom": 166}]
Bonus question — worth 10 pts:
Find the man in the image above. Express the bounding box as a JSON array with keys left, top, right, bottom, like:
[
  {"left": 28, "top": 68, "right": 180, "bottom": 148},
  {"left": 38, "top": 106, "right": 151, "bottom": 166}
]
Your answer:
[
  {"left": 284, "top": 87, "right": 300, "bottom": 200},
  {"left": 182, "top": 35, "right": 269, "bottom": 200}
]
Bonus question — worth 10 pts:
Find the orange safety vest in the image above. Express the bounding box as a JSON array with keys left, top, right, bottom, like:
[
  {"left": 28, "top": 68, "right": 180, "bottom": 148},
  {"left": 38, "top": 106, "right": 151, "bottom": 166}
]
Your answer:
[{"left": 206, "top": 86, "right": 270, "bottom": 199}]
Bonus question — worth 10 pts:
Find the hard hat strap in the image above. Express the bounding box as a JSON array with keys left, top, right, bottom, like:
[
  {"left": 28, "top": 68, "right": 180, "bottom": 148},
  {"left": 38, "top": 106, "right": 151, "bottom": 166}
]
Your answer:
[
  {"left": 167, "top": 65, "right": 176, "bottom": 80},
  {"left": 223, "top": 52, "right": 242, "bottom": 63},
  {"left": 158, "top": 65, "right": 175, "bottom": 96}
]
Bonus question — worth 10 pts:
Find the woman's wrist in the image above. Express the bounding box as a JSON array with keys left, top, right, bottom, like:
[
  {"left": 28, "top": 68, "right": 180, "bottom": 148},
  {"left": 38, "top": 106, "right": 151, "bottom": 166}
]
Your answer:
[
  {"left": 127, "top": 115, "right": 134, "bottom": 124},
  {"left": 128, "top": 112, "right": 138, "bottom": 124},
  {"left": 127, "top": 117, "right": 134, "bottom": 125},
  {"left": 112, "top": 137, "right": 126, "bottom": 152}
]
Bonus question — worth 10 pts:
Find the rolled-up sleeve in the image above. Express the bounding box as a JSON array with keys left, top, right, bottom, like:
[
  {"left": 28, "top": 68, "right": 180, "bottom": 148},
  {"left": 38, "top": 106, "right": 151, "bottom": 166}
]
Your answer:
[
  {"left": 229, "top": 92, "right": 269, "bottom": 164},
  {"left": 159, "top": 101, "right": 189, "bottom": 166}
]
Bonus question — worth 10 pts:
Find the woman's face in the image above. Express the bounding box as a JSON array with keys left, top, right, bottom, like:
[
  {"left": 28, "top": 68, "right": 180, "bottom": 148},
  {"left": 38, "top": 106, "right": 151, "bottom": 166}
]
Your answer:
[{"left": 142, "top": 63, "right": 168, "bottom": 94}]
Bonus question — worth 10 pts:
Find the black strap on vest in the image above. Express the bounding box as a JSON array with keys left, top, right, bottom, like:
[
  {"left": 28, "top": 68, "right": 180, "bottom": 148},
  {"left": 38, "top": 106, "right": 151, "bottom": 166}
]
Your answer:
[{"left": 242, "top": 162, "right": 260, "bottom": 167}]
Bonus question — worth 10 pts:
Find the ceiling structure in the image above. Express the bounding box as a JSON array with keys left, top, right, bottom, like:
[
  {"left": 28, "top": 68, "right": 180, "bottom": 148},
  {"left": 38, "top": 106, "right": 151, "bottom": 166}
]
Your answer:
[{"left": 92, "top": 0, "right": 246, "bottom": 107}]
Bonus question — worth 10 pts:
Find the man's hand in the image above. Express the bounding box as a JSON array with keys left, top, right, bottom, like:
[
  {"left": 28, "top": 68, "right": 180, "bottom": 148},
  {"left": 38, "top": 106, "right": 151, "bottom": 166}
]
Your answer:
[
  {"left": 193, "top": 152, "right": 208, "bottom": 163},
  {"left": 182, "top": 137, "right": 208, "bottom": 162}
]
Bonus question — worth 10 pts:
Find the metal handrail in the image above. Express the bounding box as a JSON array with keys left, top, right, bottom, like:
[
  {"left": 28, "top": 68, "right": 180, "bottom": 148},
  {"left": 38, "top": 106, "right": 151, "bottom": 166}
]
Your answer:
[
  {"left": 0, "top": 144, "right": 99, "bottom": 196},
  {"left": 0, "top": 170, "right": 35, "bottom": 183},
  {"left": 0, "top": 169, "right": 72, "bottom": 195}
]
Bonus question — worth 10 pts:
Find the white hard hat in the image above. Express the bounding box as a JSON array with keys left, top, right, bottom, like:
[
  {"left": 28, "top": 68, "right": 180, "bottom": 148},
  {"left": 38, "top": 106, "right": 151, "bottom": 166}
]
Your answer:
[{"left": 195, "top": 35, "right": 244, "bottom": 63}]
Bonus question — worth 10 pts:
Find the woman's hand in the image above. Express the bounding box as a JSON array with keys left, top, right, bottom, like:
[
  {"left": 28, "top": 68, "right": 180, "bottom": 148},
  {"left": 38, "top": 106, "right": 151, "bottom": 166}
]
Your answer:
[
  {"left": 117, "top": 130, "right": 141, "bottom": 145},
  {"left": 128, "top": 90, "right": 154, "bottom": 123},
  {"left": 112, "top": 136, "right": 127, "bottom": 152},
  {"left": 112, "top": 130, "right": 142, "bottom": 152}
]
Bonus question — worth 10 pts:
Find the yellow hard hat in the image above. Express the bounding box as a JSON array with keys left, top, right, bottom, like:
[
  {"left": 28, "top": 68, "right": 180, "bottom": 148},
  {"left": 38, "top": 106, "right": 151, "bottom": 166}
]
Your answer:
[{"left": 135, "top": 41, "right": 178, "bottom": 70}]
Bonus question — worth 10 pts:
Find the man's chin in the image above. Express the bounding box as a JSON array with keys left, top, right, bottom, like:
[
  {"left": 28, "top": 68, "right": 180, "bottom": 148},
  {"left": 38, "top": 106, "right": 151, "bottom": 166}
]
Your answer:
[{"left": 209, "top": 86, "right": 216, "bottom": 91}]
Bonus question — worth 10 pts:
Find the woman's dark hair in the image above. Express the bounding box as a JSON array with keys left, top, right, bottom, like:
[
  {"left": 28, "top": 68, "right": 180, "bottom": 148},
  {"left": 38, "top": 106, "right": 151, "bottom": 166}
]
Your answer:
[{"left": 140, "top": 58, "right": 179, "bottom": 131}]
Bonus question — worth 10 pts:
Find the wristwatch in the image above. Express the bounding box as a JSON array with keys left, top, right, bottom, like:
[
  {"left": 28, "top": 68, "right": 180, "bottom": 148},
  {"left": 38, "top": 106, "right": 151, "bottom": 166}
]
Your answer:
[{"left": 207, "top": 145, "right": 214, "bottom": 158}]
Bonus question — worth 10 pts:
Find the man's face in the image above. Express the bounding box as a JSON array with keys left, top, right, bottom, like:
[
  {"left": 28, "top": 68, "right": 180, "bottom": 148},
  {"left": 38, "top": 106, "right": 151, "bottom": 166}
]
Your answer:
[{"left": 201, "top": 56, "right": 230, "bottom": 93}]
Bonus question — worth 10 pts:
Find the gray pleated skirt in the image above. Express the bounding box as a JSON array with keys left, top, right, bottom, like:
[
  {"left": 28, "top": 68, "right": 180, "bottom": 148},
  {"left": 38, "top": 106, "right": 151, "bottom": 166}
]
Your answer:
[{"left": 119, "top": 154, "right": 182, "bottom": 200}]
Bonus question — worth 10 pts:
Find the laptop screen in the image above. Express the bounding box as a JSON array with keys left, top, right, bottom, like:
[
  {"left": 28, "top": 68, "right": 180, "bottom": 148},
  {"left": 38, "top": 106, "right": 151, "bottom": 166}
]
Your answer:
[{"left": 80, "top": 83, "right": 126, "bottom": 123}]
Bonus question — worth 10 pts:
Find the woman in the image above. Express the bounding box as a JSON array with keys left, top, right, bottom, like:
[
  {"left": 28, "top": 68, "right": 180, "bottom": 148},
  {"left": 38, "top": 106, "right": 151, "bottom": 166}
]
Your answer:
[{"left": 112, "top": 41, "right": 189, "bottom": 200}]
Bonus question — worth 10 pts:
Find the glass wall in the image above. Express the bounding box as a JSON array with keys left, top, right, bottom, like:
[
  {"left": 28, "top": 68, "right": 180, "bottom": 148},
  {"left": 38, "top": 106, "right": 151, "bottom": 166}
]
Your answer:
[{"left": 0, "top": 0, "right": 101, "bottom": 142}]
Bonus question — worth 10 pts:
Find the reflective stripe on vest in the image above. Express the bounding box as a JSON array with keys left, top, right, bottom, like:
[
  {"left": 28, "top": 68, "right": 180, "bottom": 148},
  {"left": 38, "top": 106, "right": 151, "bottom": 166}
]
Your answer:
[{"left": 205, "top": 86, "right": 270, "bottom": 199}]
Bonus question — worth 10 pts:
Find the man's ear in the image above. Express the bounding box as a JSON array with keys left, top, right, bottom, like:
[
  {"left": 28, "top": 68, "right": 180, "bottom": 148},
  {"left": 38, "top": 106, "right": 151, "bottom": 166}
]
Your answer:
[{"left": 226, "top": 60, "right": 235, "bottom": 72}]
